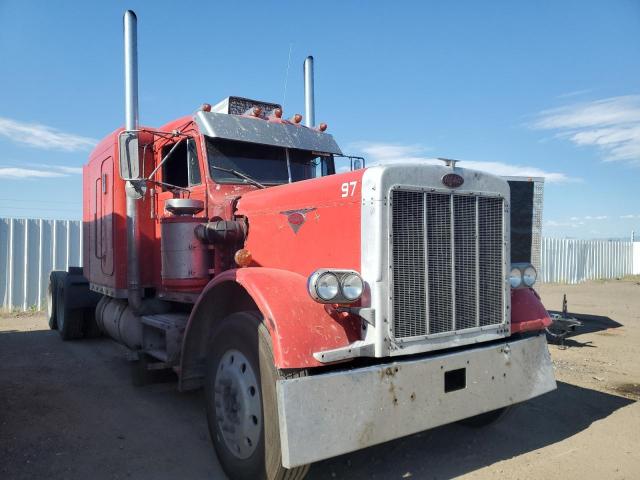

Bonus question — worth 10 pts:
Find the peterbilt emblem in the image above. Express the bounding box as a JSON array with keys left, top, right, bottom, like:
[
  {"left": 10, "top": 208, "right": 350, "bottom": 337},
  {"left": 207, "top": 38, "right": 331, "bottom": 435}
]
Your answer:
[
  {"left": 442, "top": 173, "right": 464, "bottom": 188},
  {"left": 280, "top": 208, "right": 316, "bottom": 233}
]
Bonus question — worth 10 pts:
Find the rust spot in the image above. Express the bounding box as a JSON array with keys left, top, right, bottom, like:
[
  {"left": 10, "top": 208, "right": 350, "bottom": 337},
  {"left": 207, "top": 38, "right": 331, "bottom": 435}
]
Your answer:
[{"left": 410, "top": 392, "right": 416, "bottom": 401}]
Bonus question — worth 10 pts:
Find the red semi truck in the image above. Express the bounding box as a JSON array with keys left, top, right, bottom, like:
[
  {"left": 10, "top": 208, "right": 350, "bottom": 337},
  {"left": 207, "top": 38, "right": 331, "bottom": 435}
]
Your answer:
[{"left": 47, "top": 10, "right": 556, "bottom": 480}]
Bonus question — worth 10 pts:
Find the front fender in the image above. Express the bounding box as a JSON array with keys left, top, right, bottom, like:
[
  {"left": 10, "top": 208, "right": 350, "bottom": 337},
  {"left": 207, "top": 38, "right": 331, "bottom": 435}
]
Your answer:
[
  {"left": 183, "top": 267, "right": 361, "bottom": 373},
  {"left": 511, "top": 288, "right": 552, "bottom": 333}
]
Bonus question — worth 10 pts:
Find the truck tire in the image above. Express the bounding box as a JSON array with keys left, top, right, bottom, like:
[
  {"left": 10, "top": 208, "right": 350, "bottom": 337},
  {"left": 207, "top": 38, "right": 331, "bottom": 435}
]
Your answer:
[
  {"left": 458, "top": 406, "right": 512, "bottom": 428},
  {"left": 204, "top": 311, "right": 310, "bottom": 480},
  {"left": 56, "top": 273, "right": 84, "bottom": 341},
  {"left": 47, "top": 271, "right": 67, "bottom": 330}
]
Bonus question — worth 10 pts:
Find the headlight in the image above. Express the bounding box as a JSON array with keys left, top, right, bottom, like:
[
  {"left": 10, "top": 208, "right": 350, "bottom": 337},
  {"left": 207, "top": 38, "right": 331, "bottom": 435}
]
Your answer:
[
  {"left": 315, "top": 273, "right": 339, "bottom": 301},
  {"left": 522, "top": 265, "right": 537, "bottom": 287},
  {"left": 510, "top": 263, "right": 537, "bottom": 289},
  {"left": 341, "top": 273, "right": 364, "bottom": 301},
  {"left": 308, "top": 269, "right": 364, "bottom": 303},
  {"left": 509, "top": 267, "right": 523, "bottom": 289}
]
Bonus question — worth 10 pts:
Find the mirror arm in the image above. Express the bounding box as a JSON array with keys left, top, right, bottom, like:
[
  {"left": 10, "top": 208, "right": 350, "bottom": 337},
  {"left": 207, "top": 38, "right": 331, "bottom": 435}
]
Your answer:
[{"left": 147, "top": 137, "right": 186, "bottom": 182}]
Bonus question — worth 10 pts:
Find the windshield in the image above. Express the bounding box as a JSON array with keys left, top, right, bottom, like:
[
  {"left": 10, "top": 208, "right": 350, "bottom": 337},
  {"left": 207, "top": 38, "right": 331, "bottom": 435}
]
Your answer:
[{"left": 205, "top": 137, "right": 334, "bottom": 185}]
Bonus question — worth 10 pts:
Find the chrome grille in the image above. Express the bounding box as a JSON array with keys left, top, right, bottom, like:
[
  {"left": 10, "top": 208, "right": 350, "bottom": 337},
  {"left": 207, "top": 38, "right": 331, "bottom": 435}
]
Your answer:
[{"left": 391, "top": 190, "right": 504, "bottom": 339}]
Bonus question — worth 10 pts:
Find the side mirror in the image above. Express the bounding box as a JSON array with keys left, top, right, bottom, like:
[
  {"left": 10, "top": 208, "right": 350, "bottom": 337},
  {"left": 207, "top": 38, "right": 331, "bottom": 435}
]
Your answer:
[
  {"left": 351, "top": 158, "right": 362, "bottom": 170},
  {"left": 118, "top": 131, "right": 140, "bottom": 179}
]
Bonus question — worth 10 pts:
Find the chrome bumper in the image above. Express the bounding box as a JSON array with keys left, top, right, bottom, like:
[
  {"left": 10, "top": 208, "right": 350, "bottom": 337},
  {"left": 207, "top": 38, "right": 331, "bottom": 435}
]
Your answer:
[{"left": 276, "top": 333, "right": 556, "bottom": 468}]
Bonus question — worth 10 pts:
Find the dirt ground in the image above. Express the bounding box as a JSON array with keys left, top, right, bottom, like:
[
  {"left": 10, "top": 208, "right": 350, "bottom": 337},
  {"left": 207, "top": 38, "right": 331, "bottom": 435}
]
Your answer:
[{"left": 1, "top": 279, "right": 639, "bottom": 480}]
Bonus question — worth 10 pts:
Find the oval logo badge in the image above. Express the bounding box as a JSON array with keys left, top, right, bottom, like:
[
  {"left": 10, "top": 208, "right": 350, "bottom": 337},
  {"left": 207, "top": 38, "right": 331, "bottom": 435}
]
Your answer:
[
  {"left": 442, "top": 173, "right": 464, "bottom": 188},
  {"left": 287, "top": 212, "right": 305, "bottom": 226}
]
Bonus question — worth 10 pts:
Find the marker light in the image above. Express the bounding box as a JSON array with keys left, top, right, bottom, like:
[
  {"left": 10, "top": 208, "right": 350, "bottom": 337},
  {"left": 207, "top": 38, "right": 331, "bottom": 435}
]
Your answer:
[
  {"left": 234, "top": 249, "right": 252, "bottom": 267},
  {"left": 291, "top": 113, "right": 302, "bottom": 124},
  {"left": 318, "top": 123, "right": 328, "bottom": 132},
  {"left": 201, "top": 103, "right": 212, "bottom": 112},
  {"left": 273, "top": 108, "right": 282, "bottom": 118}
]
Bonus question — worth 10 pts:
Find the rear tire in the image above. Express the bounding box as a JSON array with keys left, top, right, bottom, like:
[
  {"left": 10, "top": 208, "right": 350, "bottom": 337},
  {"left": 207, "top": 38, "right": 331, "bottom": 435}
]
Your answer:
[
  {"left": 56, "top": 273, "right": 84, "bottom": 341},
  {"left": 47, "top": 271, "right": 66, "bottom": 330},
  {"left": 204, "top": 311, "right": 310, "bottom": 480}
]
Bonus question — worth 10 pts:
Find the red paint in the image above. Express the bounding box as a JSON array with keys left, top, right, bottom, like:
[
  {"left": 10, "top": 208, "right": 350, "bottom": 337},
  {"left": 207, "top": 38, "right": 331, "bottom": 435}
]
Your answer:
[
  {"left": 191, "top": 268, "right": 361, "bottom": 369},
  {"left": 510, "top": 288, "right": 552, "bottom": 333},
  {"left": 236, "top": 170, "right": 364, "bottom": 277},
  {"left": 82, "top": 109, "right": 550, "bottom": 372}
]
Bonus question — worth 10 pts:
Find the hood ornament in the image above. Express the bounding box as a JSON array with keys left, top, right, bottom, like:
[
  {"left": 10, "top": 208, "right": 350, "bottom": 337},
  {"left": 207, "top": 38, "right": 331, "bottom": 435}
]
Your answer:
[{"left": 437, "top": 157, "right": 460, "bottom": 169}]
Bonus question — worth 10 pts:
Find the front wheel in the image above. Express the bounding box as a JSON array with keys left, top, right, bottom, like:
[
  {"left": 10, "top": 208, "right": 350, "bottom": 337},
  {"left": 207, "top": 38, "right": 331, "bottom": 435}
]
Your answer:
[{"left": 204, "top": 311, "right": 309, "bottom": 480}]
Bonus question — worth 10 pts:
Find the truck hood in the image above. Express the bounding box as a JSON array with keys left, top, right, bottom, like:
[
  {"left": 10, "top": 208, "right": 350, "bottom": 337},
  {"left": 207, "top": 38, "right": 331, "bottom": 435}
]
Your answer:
[{"left": 235, "top": 169, "right": 365, "bottom": 276}]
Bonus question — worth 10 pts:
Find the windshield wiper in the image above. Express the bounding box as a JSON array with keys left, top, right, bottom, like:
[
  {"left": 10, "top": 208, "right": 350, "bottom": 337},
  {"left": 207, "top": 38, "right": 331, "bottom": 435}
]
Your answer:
[{"left": 210, "top": 165, "right": 266, "bottom": 189}]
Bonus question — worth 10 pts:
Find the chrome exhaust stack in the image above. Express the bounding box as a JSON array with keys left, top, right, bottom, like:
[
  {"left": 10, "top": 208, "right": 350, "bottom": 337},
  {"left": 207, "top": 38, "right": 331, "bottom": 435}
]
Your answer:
[
  {"left": 123, "top": 9, "right": 142, "bottom": 312},
  {"left": 303, "top": 56, "right": 315, "bottom": 128}
]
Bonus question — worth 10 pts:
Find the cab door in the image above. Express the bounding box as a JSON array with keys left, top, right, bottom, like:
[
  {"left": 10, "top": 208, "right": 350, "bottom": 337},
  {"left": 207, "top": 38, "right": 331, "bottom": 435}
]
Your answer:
[{"left": 97, "top": 156, "right": 114, "bottom": 276}]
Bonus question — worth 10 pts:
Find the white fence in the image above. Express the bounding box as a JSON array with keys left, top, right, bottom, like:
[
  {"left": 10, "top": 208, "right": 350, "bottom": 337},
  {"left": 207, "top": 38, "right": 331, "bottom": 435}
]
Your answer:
[
  {"left": 1, "top": 218, "right": 82, "bottom": 311},
  {"left": 540, "top": 238, "right": 637, "bottom": 284},
  {"left": 1, "top": 217, "right": 640, "bottom": 310}
]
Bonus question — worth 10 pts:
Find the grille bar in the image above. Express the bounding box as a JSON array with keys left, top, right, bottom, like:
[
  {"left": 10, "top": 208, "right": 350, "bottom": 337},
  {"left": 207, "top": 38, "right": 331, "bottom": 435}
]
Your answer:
[{"left": 391, "top": 189, "right": 504, "bottom": 340}]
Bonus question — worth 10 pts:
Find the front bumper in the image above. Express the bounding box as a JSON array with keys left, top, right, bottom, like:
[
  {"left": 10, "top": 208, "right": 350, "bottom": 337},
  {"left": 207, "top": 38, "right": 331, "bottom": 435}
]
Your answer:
[{"left": 276, "top": 333, "right": 556, "bottom": 467}]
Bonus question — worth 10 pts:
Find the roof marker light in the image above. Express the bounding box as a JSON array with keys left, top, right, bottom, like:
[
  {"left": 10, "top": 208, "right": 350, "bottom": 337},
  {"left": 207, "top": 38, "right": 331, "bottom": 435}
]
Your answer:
[
  {"left": 318, "top": 123, "right": 327, "bottom": 132},
  {"left": 201, "top": 103, "right": 211, "bottom": 112},
  {"left": 291, "top": 113, "right": 302, "bottom": 124}
]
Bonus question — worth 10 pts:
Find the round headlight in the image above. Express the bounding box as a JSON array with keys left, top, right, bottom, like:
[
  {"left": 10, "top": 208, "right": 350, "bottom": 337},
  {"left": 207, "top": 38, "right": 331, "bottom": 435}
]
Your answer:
[
  {"left": 316, "top": 273, "right": 339, "bottom": 301},
  {"left": 341, "top": 273, "right": 364, "bottom": 301},
  {"left": 509, "top": 267, "right": 522, "bottom": 289},
  {"left": 523, "top": 265, "right": 537, "bottom": 287}
]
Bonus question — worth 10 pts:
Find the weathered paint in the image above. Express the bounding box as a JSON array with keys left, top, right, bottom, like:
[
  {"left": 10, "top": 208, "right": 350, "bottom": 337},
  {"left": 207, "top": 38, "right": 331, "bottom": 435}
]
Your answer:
[
  {"left": 510, "top": 288, "right": 552, "bottom": 334},
  {"left": 236, "top": 169, "right": 364, "bottom": 277},
  {"left": 184, "top": 267, "right": 361, "bottom": 369}
]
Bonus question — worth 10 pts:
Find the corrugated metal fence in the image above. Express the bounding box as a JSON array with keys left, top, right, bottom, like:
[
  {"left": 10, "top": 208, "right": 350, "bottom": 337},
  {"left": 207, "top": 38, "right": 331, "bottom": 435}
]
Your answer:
[
  {"left": 1, "top": 218, "right": 82, "bottom": 311},
  {"left": 1, "top": 217, "right": 639, "bottom": 310},
  {"left": 540, "top": 238, "right": 635, "bottom": 284}
]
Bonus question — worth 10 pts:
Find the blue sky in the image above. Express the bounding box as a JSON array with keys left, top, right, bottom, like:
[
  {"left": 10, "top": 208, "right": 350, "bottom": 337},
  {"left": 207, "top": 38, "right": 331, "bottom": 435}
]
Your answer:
[{"left": 0, "top": 0, "right": 638, "bottom": 239}]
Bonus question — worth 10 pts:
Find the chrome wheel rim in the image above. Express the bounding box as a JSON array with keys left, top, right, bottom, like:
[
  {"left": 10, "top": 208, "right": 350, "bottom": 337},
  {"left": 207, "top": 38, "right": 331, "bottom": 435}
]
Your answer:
[{"left": 214, "top": 349, "right": 261, "bottom": 459}]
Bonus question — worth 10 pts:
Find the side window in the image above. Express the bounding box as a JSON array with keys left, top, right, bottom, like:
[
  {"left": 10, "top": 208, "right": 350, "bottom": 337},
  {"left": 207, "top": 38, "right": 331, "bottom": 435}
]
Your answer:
[
  {"left": 187, "top": 139, "right": 201, "bottom": 186},
  {"left": 161, "top": 138, "right": 201, "bottom": 190}
]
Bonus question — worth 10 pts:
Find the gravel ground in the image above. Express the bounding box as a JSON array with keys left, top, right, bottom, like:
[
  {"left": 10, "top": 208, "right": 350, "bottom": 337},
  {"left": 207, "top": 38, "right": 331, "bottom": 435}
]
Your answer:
[{"left": 1, "top": 279, "right": 639, "bottom": 479}]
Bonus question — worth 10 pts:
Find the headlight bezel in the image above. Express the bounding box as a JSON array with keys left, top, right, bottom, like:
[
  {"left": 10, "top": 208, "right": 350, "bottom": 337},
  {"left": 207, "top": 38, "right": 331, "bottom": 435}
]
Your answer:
[
  {"left": 510, "top": 262, "right": 537, "bottom": 289},
  {"left": 308, "top": 269, "right": 364, "bottom": 304}
]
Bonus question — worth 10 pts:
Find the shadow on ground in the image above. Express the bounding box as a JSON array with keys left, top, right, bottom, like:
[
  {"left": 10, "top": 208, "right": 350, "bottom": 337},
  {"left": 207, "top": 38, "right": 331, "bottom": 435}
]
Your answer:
[
  {"left": 308, "top": 382, "right": 634, "bottom": 479},
  {"left": 0, "top": 327, "right": 635, "bottom": 480}
]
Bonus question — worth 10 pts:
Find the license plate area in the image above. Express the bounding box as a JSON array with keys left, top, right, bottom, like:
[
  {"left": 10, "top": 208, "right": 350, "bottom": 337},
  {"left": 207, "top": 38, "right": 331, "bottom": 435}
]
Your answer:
[{"left": 444, "top": 367, "right": 466, "bottom": 392}]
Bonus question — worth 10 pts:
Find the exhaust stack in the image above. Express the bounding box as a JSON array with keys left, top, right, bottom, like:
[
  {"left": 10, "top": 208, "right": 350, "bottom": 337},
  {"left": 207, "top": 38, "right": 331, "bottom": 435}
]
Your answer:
[
  {"left": 303, "top": 56, "right": 315, "bottom": 128},
  {"left": 124, "top": 10, "right": 139, "bottom": 131},
  {"left": 123, "top": 10, "right": 142, "bottom": 312}
]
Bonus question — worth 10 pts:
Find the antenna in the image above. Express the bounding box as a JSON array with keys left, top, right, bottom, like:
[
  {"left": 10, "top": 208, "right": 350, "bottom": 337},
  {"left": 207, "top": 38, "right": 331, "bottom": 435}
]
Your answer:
[{"left": 282, "top": 43, "right": 293, "bottom": 111}]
